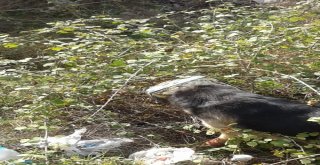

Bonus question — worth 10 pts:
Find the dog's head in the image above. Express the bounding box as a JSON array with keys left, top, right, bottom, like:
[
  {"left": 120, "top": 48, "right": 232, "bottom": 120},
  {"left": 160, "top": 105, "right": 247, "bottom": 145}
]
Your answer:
[
  {"left": 146, "top": 76, "right": 236, "bottom": 115},
  {"left": 147, "top": 77, "right": 239, "bottom": 129}
]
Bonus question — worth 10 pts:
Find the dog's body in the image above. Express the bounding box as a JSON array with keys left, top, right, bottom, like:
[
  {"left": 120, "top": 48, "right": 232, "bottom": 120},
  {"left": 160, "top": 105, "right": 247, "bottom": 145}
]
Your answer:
[
  {"left": 148, "top": 77, "right": 320, "bottom": 146},
  {"left": 169, "top": 83, "right": 320, "bottom": 135}
]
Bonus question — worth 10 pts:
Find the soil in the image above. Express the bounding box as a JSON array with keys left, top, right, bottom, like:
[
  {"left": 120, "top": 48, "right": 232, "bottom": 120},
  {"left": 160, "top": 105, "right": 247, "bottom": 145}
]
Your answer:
[
  {"left": 81, "top": 91, "right": 212, "bottom": 156},
  {"left": 0, "top": 0, "right": 307, "bottom": 164}
]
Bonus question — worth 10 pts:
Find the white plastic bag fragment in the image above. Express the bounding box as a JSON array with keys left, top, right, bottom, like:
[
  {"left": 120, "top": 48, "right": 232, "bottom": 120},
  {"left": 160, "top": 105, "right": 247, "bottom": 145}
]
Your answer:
[
  {"left": 65, "top": 138, "right": 133, "bottom": 156},
  {"left": 146, "top": 76, "right": 205, "bottom": 94},
  {"left": 129, "top": 147, "right": 196, "bottom": 165},
  {"left": 253, "top": 0, "right": 280, "bottom": 4},
  {"left": 0, "top": 146, "right": 20, "bottom": 161},
  {"left": 21, "top": 128, "right": 133, "bottom": 156},
  {"left": 231, "top": 154, "right": 253, "bottom": 162},
  {"left": 44, "top": 127, "right": 87, "bottom": 147},
  {"left": 21, "top": 128, "right": 87, "bottom": 148}
]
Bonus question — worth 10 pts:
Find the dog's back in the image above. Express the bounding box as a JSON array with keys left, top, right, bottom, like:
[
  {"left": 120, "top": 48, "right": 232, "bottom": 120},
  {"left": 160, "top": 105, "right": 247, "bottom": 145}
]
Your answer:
[{"left": 169, "top": 83, "right": 320, "bottom": 135}]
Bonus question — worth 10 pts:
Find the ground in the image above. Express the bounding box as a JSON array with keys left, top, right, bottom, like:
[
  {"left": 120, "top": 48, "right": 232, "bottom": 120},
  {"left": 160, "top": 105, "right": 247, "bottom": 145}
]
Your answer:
[{"left": 0, "top": 0, "right": 320, "bottom": 164}]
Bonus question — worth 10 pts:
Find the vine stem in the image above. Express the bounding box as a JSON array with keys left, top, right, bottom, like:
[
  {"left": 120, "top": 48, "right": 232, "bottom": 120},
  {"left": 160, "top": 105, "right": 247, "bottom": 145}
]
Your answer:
[
  {"left": 252, "top": 68, "right": 320, "bottom": 96},
  {"left": 270, "top": 154, "right": 320, "bottom": 165},
  {"left": 89, "top": 60, "right": 156, "bottom": 118},
  {"left": 44, "top": 118, "right": 49, "bottom": 165}
]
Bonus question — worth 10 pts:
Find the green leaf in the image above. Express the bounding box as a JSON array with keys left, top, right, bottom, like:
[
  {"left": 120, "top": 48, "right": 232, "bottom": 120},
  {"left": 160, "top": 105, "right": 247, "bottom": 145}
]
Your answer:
[
  {"left": 264, "top": 138, "right": 273, "bottom": 142},
  {"left": 15, "top": 126, "right": 27, "bottom": 130},
  {"left": 227, "top": 145, "right": 238, "bottom": 149},
  {"left": 288, "top": 16, "right": 305, "bottom": 23},
  {"left": 300, "top": 158, "right": 313, "bottom": 165},
  {"left": 3, "top": 43, "right": 19, "bottom": 48},
  {"left": 57, "top": 27, "right": 75, "bottom": 34},
  {"left": 110, "top": 59, "right": 127, "bottom": 67},
  {"left": 38, "top": 126, "right": 48, "bottom": 130},
  {"left": 50, "top": 46, "right": 64, "bottom": 51},
  {"left": 271, "top": 140, "right": 290, "bottom": 147},
  {"left": 51, "top": 98, "right": 65, "bottom": 106},
  {"left": 273, "top": 150, "right": 284, "bottom": 157},
  {"left": 309, "top": 132, "right": 319, "bottom": 136},
  {"left": 246, "top": 141, "right": 258, "bottom": 147},
  {"left": 296, "top": 133, "right": 309, "bottom": 140},
  {"left": 308, "top": 117, "right": 320, "bottom": 123}
]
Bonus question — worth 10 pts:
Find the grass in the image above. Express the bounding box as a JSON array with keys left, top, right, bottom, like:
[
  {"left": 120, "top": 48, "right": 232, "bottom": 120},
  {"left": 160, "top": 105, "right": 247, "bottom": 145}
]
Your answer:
[{"left": 0, "top": 0, "right": 320, "bottom": 164}]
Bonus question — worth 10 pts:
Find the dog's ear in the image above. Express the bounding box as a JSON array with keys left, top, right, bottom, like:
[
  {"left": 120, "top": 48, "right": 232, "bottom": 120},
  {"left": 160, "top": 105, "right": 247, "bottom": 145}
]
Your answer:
[
  {"left": 169, "top": 88, "right": 203, "bottom": 108},
  {"left": 169, "top": 85, "right": 216, "bottom": 108}
]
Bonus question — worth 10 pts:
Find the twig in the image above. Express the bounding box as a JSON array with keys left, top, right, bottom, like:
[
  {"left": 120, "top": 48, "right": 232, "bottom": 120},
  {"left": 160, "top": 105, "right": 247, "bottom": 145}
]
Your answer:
[
  {"left": 286, "top": 75, "right": 320, "bottom": 96},
  {"left": 0, "top": 1, "right": 111, "bottom": 12},
  {"left": 164, "top": 15, "right": 182, "bottom": 30},
  {"left": 245, "top": 46, "right": 262, "bottom": 70},
  {"left": 269, "top": 154, "right": 320, "bottom": 165},
  {"left": 245, "top": 21, "right": 273, "bottom": 70},
  {"left": 116, "top": 46, "right": 133, "bottom": 58},
  {"left": 44, "top": 119, "right": 49, "bottom": 165},
  {"left": 267, "top": 21, "right": 274, "bottom": 35},
  {"left": 252, "top": 68, "right": 320, "bottom": 96},
  {"left": 138, "top": 135, "right": 160, "bottom": 147},
  {"left": 89, "top": 60, "right": 156, "bottom": 118},
  {"left": 282, "top": 135, "right": 305, "bottom": 153},
  {"left": 235, "top": 48, "right": 248, "bottom": 71}
]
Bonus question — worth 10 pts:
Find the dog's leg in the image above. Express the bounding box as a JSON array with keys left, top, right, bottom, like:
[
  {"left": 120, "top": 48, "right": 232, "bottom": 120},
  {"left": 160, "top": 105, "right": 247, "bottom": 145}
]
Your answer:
[
  {"left": 205, "top": 132, "right": 229, "bottom": 147},
  {"left": 205, "top": 128, "right": 236, "bottom": 147}
]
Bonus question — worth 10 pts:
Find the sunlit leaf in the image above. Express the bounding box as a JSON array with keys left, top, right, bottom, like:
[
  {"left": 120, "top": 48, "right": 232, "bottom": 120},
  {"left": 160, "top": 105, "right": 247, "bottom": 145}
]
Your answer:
[
  {"left": 271, "top": 140, "right": 291, "bottom": 147},
  {"left": 288, "top": 16, "right": 305, "bottom": 23},
  {"left": 308, "top": 117, "right": 320, "bottom": 124},
  {"left": 50, "top": 46, "right": 64, "bottom": 51},
  {"left": 246, "top": 141, "right": 258, "bottom": 147},
  {"left": 3, "top": 43, "right": 19, "bottom": 48},
  {"left": 273, "top": 150, "right": 284, "bottom": 157},
  {"left": 110, "top": 59, "right": 127, "bottom": 67},
  {"left": 15, "top": 126, "right": 28, "bottom": 130}
]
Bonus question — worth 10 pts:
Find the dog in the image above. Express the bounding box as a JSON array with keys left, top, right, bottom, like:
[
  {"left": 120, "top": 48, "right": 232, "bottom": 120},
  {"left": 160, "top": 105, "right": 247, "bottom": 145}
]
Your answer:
[{"left": 147, "top": 77, "right": 320, "bottom": 146}]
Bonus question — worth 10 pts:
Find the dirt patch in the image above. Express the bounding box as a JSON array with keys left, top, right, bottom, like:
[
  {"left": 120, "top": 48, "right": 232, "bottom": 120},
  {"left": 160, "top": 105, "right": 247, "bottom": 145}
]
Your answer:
[{"left": 79, "top": 92, "right": 212, "bottom": 155}]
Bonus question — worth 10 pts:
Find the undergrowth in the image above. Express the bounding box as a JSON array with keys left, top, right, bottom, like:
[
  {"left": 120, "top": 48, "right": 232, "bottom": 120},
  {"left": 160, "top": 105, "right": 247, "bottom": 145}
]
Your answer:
[{"left": 0, "top": 0, "right": 320, "bottom": 164}]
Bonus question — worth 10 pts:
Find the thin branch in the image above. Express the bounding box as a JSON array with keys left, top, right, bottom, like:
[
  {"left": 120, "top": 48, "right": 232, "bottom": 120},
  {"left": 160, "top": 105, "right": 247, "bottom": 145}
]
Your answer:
[
  {"left": 282, "top": 135, "right": 305, "bottom": 153},
  {"left": 116, "top": 46, "right": 133, "bottom": 58},
  {"left": 44, "top": 119, "right": 49, "bottom": 165},
  {"left": 267, "top": 21, "right": 274, "bottom": 35},
  {"left": 246, "top": 21, "right": 273, "bottom": 70},
  {"left": 245, "top": 46, "right": 262, "bottom": 70},
  {"left": 270, "top": 154, "right": 320, "bottom": 165},
  {"left": 235, "top": 48, "right": 248, "bottom": 71},
  {"left": 0, "top": 1, "right": 108, "bottom": 12},
  {"left": 89, "top": 60, "right": 156, "bottom": 118},
  {"left": 138, "top": 135, "right": 160, "bottom": 147},
  {"left": 252, "top": 68, "right": 320, "bottom": 96},
  {"left": 286, "top": 75, "right": 320, "bottom": 96}
]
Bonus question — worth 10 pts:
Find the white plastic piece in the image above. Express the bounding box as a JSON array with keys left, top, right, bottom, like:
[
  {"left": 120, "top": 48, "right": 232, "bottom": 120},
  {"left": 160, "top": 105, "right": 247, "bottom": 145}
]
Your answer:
[
  {"left": 44, "top": 127, "right": 87, "bottom": 147},
  {"left": 21, "top": 128, "right": 133, "bottom": 156},
  {"left": 253, "top": 0, "right": 280, "bottom": 4},
  {"left": 0, "top": 146, "right": 20, "bottom": 161},
  {"left": 146, "top": 76, "right": 205, "bottom": 94},
  {"left": 231, "top": 154, "right": 253, "bottom": 162},
  {"left": 129, "top": 147, "right": 195, "bottom": 165},
  {"left": 65, "top": 138, "right": 133, "bottom": 156},
  {"left": 21, "top": 128, "right": 87, "bottom": 147}
]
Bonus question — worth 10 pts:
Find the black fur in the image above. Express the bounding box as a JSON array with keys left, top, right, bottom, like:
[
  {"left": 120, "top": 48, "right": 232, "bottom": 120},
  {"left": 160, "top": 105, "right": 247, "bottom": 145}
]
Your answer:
[{"left": 169, "top": 84, "right": 320, "bottom": 135}]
